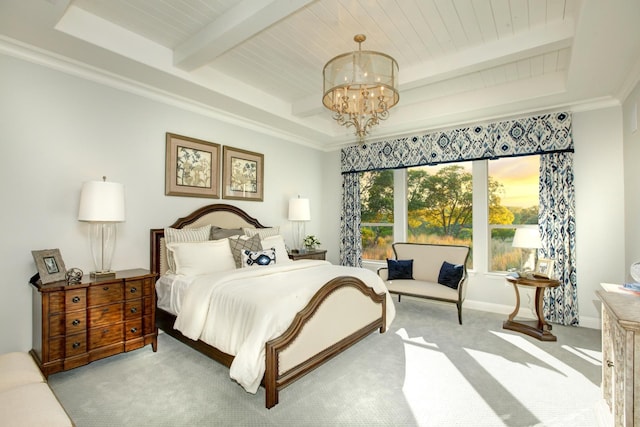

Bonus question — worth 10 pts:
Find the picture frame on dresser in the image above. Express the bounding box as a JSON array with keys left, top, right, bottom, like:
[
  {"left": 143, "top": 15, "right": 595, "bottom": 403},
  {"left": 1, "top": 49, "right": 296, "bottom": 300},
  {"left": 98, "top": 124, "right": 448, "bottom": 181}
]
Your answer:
[
  {"left": 222, "top": 146, "right": 264, "bottom": 201},
  {"left": 31, "top": 248, "right": 66, "bottom": 284},
  {"left": 165, "top": 132, "right": 220, "bottom": 198}
]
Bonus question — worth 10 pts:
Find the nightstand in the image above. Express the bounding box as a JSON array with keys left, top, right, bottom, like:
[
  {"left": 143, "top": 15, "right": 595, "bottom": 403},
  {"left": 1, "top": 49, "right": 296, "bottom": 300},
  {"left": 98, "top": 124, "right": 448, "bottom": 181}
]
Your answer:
[
  {"left": 30, "top": 268, "right": 157, "bottom": 377},
  {"left": 288, "top": 249, "right": 327, "bottom": 261}
]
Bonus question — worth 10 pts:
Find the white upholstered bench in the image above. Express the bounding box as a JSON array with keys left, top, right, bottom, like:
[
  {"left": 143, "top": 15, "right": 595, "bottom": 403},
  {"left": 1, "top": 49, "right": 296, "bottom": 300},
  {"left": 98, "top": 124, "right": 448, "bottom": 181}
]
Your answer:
[
  {"left": 0, "top": 352, "right": 73, "bottom": 426},
  {"left": 377, "top": 242, "right": 470, "bottom": 324}
]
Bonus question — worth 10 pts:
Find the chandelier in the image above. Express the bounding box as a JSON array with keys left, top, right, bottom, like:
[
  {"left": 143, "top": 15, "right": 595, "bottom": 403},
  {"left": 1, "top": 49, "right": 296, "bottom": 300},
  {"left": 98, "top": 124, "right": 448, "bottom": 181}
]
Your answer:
[{"left": 322, "top": 34, "right": 399, "bottom": 141}]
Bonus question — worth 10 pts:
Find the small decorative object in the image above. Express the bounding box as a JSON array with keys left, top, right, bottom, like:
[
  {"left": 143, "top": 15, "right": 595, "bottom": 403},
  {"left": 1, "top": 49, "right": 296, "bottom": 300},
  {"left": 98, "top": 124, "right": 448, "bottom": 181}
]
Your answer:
[
  {"left": 303, "top": 235, "right": 321, "bottom": 251},
  {"left": 222, "top": 146, "right": 264, "bottom": 201},
  {"left": 31, "top": 249, "right": 67, "bottom": 284},
  {"left": 166, "top": 132, "right": 220, "bottom": 198},
  {"left": 66, "top": 268, "right": 84, "bottom": 284},
  {"left": 533, "top": 258, "right": 554, "bottom": 279},
  {"left": 630, "top": 261, "right": 640, "bottom": 282}
]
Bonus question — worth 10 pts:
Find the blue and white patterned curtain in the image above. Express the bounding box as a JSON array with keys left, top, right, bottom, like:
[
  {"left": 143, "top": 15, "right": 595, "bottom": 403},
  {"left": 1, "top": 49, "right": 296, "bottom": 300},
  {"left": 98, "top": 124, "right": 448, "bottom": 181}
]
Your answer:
[
  {"left": 539, "top": 152, "right": 578, "bottom": 325},
  {"left": 340, "top": 173, "right": 362, "bottom": 267},
  {"left": 341, "top": 112, "right": 573, "bottom": 173}
]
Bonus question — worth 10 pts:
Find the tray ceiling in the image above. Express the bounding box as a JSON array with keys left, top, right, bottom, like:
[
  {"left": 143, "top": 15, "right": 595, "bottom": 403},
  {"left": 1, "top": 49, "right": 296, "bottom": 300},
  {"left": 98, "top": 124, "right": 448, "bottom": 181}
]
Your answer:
[{"left": 0, "top": 0, "right": 638, "bottom": 150}]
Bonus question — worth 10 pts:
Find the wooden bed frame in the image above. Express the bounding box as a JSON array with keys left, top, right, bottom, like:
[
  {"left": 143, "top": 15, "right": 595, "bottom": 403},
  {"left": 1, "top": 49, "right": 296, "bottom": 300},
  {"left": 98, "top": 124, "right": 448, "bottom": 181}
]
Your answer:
[{"left": 150, "top": 203, "right": 387, "bottom": 408}]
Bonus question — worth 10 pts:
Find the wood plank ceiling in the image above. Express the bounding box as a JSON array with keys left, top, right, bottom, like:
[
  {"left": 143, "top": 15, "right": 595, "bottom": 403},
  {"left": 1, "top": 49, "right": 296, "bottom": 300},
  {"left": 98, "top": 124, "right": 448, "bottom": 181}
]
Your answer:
[{"left": 1, "top": 0, "right": 638, "bottom": 149}]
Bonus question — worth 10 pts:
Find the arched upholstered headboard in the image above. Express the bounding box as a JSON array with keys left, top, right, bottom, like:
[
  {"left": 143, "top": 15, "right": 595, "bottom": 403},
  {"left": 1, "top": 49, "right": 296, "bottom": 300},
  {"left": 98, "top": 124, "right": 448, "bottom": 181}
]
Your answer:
[{"left": 150, "top": 204, "right": 267, "bottom": 276}]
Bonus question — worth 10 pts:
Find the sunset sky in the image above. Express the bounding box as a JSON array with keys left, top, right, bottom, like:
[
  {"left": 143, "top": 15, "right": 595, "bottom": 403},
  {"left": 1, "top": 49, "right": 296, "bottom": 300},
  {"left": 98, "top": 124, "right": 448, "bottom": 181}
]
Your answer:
[
  {"left": 488, "top": 156, "right": 539, "bottom": 208},
  {"left": 415, "top": 156, "right": 539, "bottom": 209}
]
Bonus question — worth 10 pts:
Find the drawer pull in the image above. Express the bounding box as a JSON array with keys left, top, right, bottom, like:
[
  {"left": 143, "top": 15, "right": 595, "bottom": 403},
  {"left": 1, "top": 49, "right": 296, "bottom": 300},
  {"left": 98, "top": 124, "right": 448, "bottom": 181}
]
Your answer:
[
  {"left": 102, "top": 329, "right": 109, "bottom": 334},
  {"left": 102, "top": 308, "right": 109, "bottom": 313},
  {"left": 130, "top": 287, "right": 137, "bottom": 294},
  {"left": 130, "top": 327, "right": 138, "bottom": 333},
  {"left": 607, "top": 360, "right": 614, "bottom": 368},
  {"left": 103, "top": 286, "right": 109, "bottom": 291},
  {"left": 72, "top": 342, "right": 81, "bottom": 349},
  {"left": 130, "top": 307, "right": 137, "bottom": 314},
  {"left": 72, "top": 296, "right": 80, "bottom": 303},
  {"left": 72, "top": 319, "right": 80, "bottom": 326}
]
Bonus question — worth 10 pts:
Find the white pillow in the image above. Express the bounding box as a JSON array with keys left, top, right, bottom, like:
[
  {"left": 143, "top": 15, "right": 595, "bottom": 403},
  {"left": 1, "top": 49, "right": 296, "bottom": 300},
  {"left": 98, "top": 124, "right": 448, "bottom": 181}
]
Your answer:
[
  {"left": 164, "top": 225, "right": 212, "bottom": 273},
  {"left": 166, "top": 239, "right": 235, "bottom": 276},
  {"left": 261, "top": 235, "right": 292, "bottom": 264},
  {"left": 243, "top": 227, "right": 280, "bottom": 239}
]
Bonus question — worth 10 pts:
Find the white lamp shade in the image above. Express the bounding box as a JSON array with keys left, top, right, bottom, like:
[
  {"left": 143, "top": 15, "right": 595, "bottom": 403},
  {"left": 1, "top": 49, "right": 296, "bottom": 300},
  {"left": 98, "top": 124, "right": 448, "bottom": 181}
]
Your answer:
[
  {"left": 288, "top": 198, "right": 310, "bottom": 221},
  {"left": 78, "top": 180, "right": 125, "bottom": 222},
  {"left": 512, "top": 227, "right": 542, "bottom": 249}
]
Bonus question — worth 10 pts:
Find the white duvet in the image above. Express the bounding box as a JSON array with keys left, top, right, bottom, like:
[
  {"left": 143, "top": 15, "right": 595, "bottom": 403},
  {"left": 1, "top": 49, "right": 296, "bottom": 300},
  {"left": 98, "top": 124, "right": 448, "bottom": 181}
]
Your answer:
[{"left": 173, "top": 260, "right": 395, "bottom": 393}]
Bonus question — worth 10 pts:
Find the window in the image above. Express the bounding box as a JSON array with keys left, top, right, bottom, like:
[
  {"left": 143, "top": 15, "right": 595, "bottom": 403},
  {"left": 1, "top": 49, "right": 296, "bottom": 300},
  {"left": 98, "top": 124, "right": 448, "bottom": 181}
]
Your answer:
[
  {"left": 488, "top": 156, "right": 540, "bottom": 272},
  {"left": 407, "top": 163, "right": 473, "bottom": 265},
  {"left": 360, "top": 170, "right": 394, "bottom": 260}
]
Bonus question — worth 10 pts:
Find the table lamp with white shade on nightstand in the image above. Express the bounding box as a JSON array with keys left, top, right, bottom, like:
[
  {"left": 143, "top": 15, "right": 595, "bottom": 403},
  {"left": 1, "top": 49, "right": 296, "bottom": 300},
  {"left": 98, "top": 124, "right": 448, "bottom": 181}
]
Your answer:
[
  {"left": 288, "top": 196, "right": 310, "bottom": 253},
  {"left": 78, "top": 176, "right": 125, "bottom": 279}
]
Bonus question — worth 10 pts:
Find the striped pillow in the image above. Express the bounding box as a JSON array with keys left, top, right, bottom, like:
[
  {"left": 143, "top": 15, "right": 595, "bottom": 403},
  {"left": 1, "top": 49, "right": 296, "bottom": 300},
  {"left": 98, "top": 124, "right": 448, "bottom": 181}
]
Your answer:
[
  {"left": 164, "top": 225, "right": 212, "bottom": 274},
  {"left": 243, "top": 226, "right": 280, "bottom": 239}
]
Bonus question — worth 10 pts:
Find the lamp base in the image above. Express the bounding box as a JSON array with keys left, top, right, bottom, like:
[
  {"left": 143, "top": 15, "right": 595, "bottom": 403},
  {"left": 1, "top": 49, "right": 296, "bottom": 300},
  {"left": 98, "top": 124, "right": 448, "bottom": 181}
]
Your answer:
[{"left": 90, "top": 270, "right": 116, "bottom": 280}]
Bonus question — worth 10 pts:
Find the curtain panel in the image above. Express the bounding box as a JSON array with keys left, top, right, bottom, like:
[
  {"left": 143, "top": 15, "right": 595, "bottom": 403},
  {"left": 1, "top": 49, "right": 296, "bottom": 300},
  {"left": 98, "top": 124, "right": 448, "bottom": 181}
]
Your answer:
[
  {"left": 341, "top": 112, "right": 573, "bottom": 173},
  {"left": 339, "top": 173, "right": 362, "bottom": 267},
  {"left": 540, "top": 152, "right": 578, "bottom": 326}
]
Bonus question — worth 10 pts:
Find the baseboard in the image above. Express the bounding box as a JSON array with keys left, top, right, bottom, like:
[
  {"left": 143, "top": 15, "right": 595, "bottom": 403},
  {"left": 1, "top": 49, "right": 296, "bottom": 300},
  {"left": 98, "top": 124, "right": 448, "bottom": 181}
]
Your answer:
[{"left": 464, "top": 299, "right": 602, "bottom": 330}]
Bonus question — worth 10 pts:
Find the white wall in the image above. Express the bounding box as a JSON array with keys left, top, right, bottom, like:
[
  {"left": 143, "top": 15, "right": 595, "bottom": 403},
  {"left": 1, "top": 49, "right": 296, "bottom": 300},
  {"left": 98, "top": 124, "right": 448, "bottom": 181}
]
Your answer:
[
  {"left": 623, "top": 81, "right": 640, "bottom": 274},
  {"left": 0, "top": 54, "right": 326, "bottom": 353}
]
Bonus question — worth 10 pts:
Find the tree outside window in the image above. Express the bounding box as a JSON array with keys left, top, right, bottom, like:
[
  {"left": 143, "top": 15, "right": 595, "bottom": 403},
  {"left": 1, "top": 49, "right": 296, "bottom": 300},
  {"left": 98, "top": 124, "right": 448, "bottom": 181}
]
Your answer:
[
  {"left": 360, "top": 170, "right": 394, "bottom": 260},
  {"left": 407, "top": 163, "right": 473, "bottom": 266}
]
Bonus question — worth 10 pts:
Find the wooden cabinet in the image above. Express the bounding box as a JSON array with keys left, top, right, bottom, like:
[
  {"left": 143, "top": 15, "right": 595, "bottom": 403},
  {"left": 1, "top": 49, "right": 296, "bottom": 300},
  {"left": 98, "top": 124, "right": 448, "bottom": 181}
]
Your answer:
[
  {"left": 288, "top": 249, "right": 327, "bottom": 261},
  {"left": 31, "top": 269, "right": 157, "bottom": 377},
  {"left": 596, "top": 290, "right": 640, "bottom": 426}
]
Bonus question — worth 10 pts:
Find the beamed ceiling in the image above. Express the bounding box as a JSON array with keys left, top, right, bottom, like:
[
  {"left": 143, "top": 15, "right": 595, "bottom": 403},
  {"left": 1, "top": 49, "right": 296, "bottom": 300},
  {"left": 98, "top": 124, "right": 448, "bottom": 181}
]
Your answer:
[{"left": 1, "top": 0, "right": 639, "bottom": 150}]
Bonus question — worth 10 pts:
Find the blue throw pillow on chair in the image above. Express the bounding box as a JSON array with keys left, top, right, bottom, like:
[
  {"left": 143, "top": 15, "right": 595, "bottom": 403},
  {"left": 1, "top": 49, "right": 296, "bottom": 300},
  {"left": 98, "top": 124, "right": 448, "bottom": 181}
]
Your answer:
[
  {"left": 387, "top": 259, "right": 413, "bottom": 280},
  {"left": 438, "top": 261, "right": 464, "bottom": 289}
]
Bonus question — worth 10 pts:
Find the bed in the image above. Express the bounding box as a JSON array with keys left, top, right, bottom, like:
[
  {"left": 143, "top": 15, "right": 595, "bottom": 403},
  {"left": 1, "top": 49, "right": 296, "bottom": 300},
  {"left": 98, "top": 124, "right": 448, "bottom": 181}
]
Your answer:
[{"left": 150, "top": 203, "right": 394, "bottom": 408}]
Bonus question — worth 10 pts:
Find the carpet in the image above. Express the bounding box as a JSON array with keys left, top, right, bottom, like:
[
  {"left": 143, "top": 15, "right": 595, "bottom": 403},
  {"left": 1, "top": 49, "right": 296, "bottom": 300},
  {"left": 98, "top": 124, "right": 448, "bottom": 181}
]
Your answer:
[{"left": 48, "top": 297, "right": 604, "bottom": 426}]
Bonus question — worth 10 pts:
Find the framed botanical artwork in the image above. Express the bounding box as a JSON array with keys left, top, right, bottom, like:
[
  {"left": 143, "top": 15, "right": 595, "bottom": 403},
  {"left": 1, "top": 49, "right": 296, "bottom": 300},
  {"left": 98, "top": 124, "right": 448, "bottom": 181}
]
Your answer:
[
  {"left": 534, "top": 258, "right": 554, "bottom": 279},
  {"left": 165, "top": 133, "right": 220, "bottom": 198},
  {"left": 222, "top": 146, "right": 264, "bottom": 201},
  {"left": 32, "top": 249, "right": 67, "bottom": 284}
]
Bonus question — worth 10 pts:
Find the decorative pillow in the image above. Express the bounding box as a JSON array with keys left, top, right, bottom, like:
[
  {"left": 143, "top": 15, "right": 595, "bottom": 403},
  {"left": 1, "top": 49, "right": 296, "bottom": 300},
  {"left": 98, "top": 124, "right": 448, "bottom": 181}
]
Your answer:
[
  {"left": 438, "top": 261, "right": 464, "bottom": 289},
  {"left": 166, "top": 239, "right": 236, "bottom": 276},
  {"left": 228, "top": 234, "right": 262, "bottom": 268},
  {"left": 261, "top": 235, "right": 292, "bottom": 264},
  {"left": 211, "top": 226, "right": 243, "bottom": 240},
  {"left": 164, "top": 225, "right": 212, "bottom": 273},
  {"left": 387, "top": 259, "right": 414, "bottom": 280},
  {"left": 241, "top": 248, "right": 276, "bottom": 267},
  {"left": 243, "top": 227, "right": 280, "bottom": 239}
]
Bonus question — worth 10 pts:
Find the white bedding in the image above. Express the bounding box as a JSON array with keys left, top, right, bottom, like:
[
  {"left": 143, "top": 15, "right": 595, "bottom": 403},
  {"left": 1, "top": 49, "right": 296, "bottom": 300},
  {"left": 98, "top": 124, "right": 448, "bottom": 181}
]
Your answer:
[{"left": 168, "top": 260, "right": 395, "bottom": 393}]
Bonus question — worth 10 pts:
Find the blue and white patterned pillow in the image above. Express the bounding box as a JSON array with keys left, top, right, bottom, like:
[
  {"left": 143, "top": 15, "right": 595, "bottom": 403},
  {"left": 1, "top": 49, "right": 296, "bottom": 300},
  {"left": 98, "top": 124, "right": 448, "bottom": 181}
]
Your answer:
[{"left": 242, "top": 248, "right": 276, "bottom": 267}]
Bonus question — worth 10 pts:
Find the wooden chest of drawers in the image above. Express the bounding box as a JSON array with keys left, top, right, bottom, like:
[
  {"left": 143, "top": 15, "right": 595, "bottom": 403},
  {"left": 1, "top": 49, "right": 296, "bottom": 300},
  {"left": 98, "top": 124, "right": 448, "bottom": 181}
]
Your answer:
[{"left": 30, "top": 269, "right": 157, "bottom": 376}]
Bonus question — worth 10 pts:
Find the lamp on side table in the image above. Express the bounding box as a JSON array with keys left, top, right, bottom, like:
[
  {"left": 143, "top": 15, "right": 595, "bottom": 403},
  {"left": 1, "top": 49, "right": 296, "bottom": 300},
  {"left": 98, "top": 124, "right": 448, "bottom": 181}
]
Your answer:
[{"left": 78, "top": 176, "right": 125, "bottom": 279}]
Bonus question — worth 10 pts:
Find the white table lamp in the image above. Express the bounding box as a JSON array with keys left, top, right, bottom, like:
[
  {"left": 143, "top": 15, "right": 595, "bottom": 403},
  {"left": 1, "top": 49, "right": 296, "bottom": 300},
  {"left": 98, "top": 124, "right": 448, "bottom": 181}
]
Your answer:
[
  {"left": 288, "top": 196, "right": 310, "bottom": 251},
  {"left": 78, "top": 177, "right": 125, "bottom": 279},
  {"left": 512, "top": 227, "right": 542, "bottom": 272}
]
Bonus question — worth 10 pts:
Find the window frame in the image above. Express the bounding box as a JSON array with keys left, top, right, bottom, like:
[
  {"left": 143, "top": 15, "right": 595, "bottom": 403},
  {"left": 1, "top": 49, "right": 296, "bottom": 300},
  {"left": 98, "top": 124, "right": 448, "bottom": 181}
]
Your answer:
[{"left": 359, "top": 157, "right": 539, "bottom": 276}]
